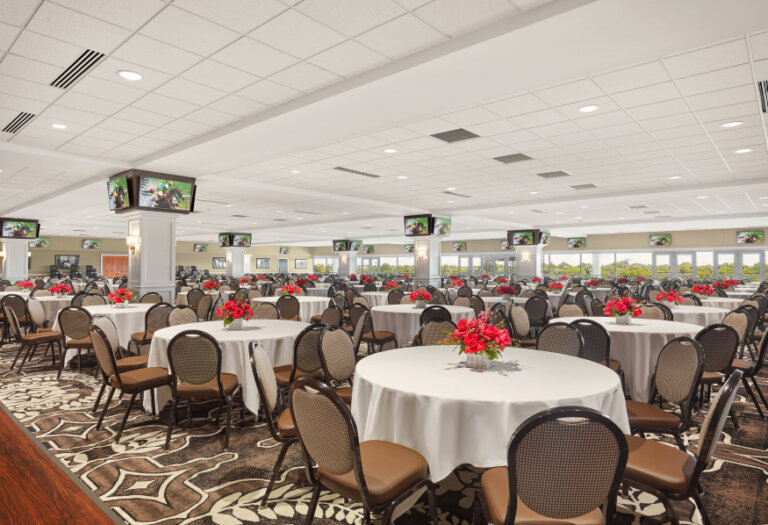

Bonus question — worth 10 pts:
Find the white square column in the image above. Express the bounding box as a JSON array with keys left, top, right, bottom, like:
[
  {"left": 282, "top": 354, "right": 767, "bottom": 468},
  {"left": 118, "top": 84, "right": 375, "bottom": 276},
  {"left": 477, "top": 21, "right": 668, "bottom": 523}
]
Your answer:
[
  {"left": 125, "top": 210, "right": 177, "bottom": 303},
  {"left": 414, "top": 237, "right": 441, "bottom": 287},
  {"left": 2, "top": 239, "right": 30, "bottom": 283},
  {"left": 338, "top": 251, "right": 358, "bottom": 277},
  {"left": 514, "top": 245, "right": 542, "bottom": 280},
  {"left": 226, "top": 247, "right": 245, "bottom": 278}
]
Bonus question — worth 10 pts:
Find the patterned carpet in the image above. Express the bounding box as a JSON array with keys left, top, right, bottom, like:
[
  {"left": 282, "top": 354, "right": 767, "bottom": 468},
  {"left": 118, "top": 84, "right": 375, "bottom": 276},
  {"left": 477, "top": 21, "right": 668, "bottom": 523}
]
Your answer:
[{"left": 0, "top": 341, "right": 766, "bottom": 525}]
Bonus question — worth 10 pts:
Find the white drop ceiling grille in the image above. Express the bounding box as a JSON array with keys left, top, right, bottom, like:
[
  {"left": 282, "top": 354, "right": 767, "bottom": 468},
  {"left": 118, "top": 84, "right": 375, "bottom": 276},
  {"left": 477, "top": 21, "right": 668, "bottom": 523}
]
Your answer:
[
  {"left": 537, "top": 171, "right": 570, "bottom": 179},
  {"left": 334, "top": 167, "right": 381, "bottom": 178},
  {"left": 444, "top": 190, "right": 471, "bottom": 198},
  {"left": 493, "top": 153, "right": 532, "bottom": 164},
  {"left": 758, "top": 80, "right": 768, "bottom": 113},
  {"left": 570, "top": 183, "right": 599, "bottom": 190},
  {"left": 431, "top": 128, "right": 479, "bottom": 143},
  {"left": 2, "top": 112, "right": 35, "bottom": 133},
  {"left": 51, "top": 50, "right": 105, "bottom": 89}
]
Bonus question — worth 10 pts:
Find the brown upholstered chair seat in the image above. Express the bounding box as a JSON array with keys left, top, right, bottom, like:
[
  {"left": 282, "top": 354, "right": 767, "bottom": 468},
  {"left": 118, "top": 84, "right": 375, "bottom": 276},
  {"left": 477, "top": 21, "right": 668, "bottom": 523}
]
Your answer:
[
  {"left": 481, "top": 466, "right": 604, "bottom": 524},
  {"left": 626, "top": 400, "right": 680, "bottom": 430},
  {"left": 21, "top": 331, "right": 62, "bottom": 344},
  {"left": 732, "top": 358, "right": 755, "bottom": 372},
  {"left": 700, "top": 371, "right": 723, "bottom": 384},
  {"left": 130, "top": 331, "right": 153, "bottom": 344},
  {"left": 362, "top": 330, "right": 396, "bottom": 343},
  {"left": 66, "top": 336, "right": 92, "bottom": 349},
  {"left": 599, "top": 359, "right": 623, "bottom": 373},
  {"left": 273, "top": 365, "right": 322, "bottom": 387},
  {"left": 116, "top": 355, "right": 149, "bottom": 372},
  {"left": 318, "top": 440, "right": 428, "bottom": 506},
  {"left": 624, "top": 434, "right": 696, "bottom": 493},
  {"left": 275, "top": 409, "right": 296, "bottom": 437},
  {"left": 109, "top": 367, "right": 170, "bottom": 391},
  {"left": 336, "top": 386, "right": 353, "bottom": 404},
  {"left": 177, "top": 373, "right": 238, "bottom": 399},
  {"left": 310, "top": 314, "right": 322, "bottom": 324},
  {"left": 519, "top": 338, "right": 537, "bottom": 348}
]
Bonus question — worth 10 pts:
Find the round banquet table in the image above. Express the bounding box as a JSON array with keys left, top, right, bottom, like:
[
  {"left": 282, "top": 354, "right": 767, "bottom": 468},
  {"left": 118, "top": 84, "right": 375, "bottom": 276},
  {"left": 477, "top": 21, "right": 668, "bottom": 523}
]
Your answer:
[
  {"left": 32, "top": 295, "right": 72, "bottom": 325},
  {"left": 352, "top": 283, "right": 382, "bottom": 293},
  {"left": 580, "top": 287, "right": 612, "bottom": 301},
  {"left": 668, "top": 305, "right": 728, "bottom": 326},
  {"left": 143, "top": 319, "right": 309, "bottom": 413},
  {"left": 734, "top": 284, "right": 759, "bottom": 291},
  {"left": 0, "top": 290, "right": 30, "bottom": 299},
  {"left": 726, "top": 291, "right": 756, "bottom": 299},
  {"left": 361, "top": 291, "right": 390, "bottom": 307},
  {"left": 305, "top": 287, "right": 329, "bottom": 297},
  {"left": 252, "top": 295, "right": 327, "bottom": 322},
  {"left": 351, "top": 346, "right": 630, "bottom": 481},
  {"left": 370, "top": 304, "right": 474, "bottom": 346},
  {"left": 700, "top": 297, "right": 742, "bottom": 311},
  {"left": 556, "top": 316, "right": 702, "bottom": 402},
  {"left": 175, "top": 290, "right": 218, "bottom": 306}
]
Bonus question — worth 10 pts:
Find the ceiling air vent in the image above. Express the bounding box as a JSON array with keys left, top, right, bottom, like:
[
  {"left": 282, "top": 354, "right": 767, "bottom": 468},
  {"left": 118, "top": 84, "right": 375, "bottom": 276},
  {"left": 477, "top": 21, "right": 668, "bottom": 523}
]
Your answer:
[
  {"left": 444, "top": 190, "right": 471, "bottom": 198},
  {"left": 569, "top": 183, "right": 599, "bottom": 190},
  {"left": 758, "top": 80, "right": 768, "bottom": 113},
  {"left": 334, "top": 166, "right": 381, "bottom": 178},
  {"left": 51, "top": 49, "right": 105, "bottom": 89},
  {"left": 643, "top": 210, "right": 660, "bottom": 214},
  {"left": 294, "top": 210, "right": 321, "bottom": 215},
  {"left": 537, "top": 170, "right": 570, "bottom": 179},
  {"left": 493, "top": 153, "right": 532, "bottom": 164},
  {"left": 628, "top": 204, "right": 649, "bottom": 209},
  {"left": 273, "top": 218, "right": 288, "bottom": 222},
  {"left": 431, "top": 128, "right": 479, "bottom": 143},
  {"left": 2, "top": 111, "right": 35, "bottom": 133},
  {"left": 531, "top": 209, "right": 545, "bottom": 213},
  {"left": 231, "top": 214, "right": 247, "bottom": 218}
]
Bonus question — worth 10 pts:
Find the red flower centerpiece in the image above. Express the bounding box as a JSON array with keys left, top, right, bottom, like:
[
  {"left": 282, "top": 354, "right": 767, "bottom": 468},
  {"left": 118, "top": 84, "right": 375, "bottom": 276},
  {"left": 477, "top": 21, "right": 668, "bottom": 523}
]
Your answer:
[
  {"left": 532, "top": 277, "right": 543, "bottom": 283},
  {"left": 617, "top": 278, "right": 629, "bottom": 284},
  {"left": 307, "top": 275, "right": 318, "bottom": 282},
  {"left": 49, "top": 283, "right": 72, "bottom": 296},
  {"left": 15, "top": 280, "right": 34, "bottom": 291},
  {"left": 586, "top": 278, "right": 600, "bottom": 287},
  {"left": 603, "top": 297, "right": 642, "bottom": 324},
  {"left": 349, "top": 273, "right": 357, "bottom": 280},
  {"left": 495, "top": 276, "right": 508, "bottom": 284},
  {"left": 451, "top": 279, "right": 464, "bottom": 287},
  {"left": 402, "top": 274, "right": 410, "bottom": 279},
  {"left": 637, "top": 276, "right": 647, "bottom": 282},
  {"left": 203, "top": 281, "right": 220, "bottom": 291},
  {"left": 497, "top": 285, "right": 515, "bottom": 299},
  {"left": 691, "top": 284, "right": 714, "bottom": 296},
  {"left": 295, "top": 278, "right": 308, "bottom": 287},
  {"left": 360, "top": 275, "right": 374, "bottom": 284},
  {"left": 385, "top": 280, "right": 400, "bottom": 291},
  {"left": 713, "top": 279, "right": 738, "bottom": 290},
  {"left": 216, "top": 299, "right": 253, "bottom": 330},
  {"left": 410, "top": 289, "right": 432, "bottom": 308},
  {"left": 281, "top": 284, "right": 301, "bottom": 296},
  {"left": 481, "top": 274, "right": 489, "bottom": 279},
  {"left": 239, "top": 277, "right": 250, "bottom": 286},
  {"left": 108, "top": 288, "right": 134, "bottom": 307},
  {"left": 256, "top": 274, "right": 267, "bottom": 280},
  {"left": 548, "top": 282, "right": 564, "bottom": 292},
  {"left": 559, "top": 276, "right": 569, "bottom": 281},
  {"left": 656, "top": 290, "right": 682, "bottom": 307},
  {"left": 440, "top": 312, "right": 514, "bottom": 369}
]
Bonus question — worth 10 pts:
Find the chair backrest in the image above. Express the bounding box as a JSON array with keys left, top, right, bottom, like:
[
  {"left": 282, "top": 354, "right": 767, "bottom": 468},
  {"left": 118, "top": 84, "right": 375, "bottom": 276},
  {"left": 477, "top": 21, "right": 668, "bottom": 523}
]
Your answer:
[
  {"left": 89, "top": 323, "right": 119, "bottom": 381},
  {"left": 509, "top": 305, "right": 530, "bottom": 339},
  {"left": 31, "top": 289, "right": 52, "bottom": 297},
  {"left": 557, "top": 303, "right": 584, "bottom": 318},
  {"left": 248, "top": 289, "right": 263, "bottom": 300},
  {"left": 318, "top": 326, "right": 356, "bottom": 383},
  {"left": 25, "top": 298, "right": 47, "bottom": 330},
  {"left": 694, "top": 323, "right": 740, "bottom": 374},
  {"left": 167, "top": 330, "right": 222, "bottom": 388},
  {"left": 681, "top": 293, "right": 702, "bottom": 306},
  {"left": 469, "top": 295, "right": 485, "bottom": 317},
  {"left": 146, "top": 302, "right": 173, "bottom": 333},
  {"left": 638, "top": 303, "right": 665, "bottom": 320},
  {"left": 90, "top": 315, "right": 120, "bottom": 354},
  {"left": 418, "top": 320, "right": 457, "bottom": 346},
  {"left": 1, "top": 294, "right": 27, "bottom": 319},
  {"left": 2, "top": 305, "right": 22, "bottom": 343},
  {"left": 694, "top": 370, "right": 742, "bottom": 468},
  {"left": 386, "top": 289, "right": 404, "bottom": 305},
  {"left": 168, "top": 306, "right": 199, "bottom": 326},
  {"left": 248, "top": 342, "right": 281, "bottom": 438},
  {"left": 363, "top": 282, "right": 376, "bottom": 292},
  {"left": 419, "top": 305, "right": 451, "bottom": 325},
  {"left": 571, "top": 319, "right": 610, "bottom": 364},
  {"left": 478, "top": 289, "right": 492, "bottom": 297},
  {"left": 399, "top": 295, "right": 413, "bottom": 304},
  {"left": 82, "top": 294, "right": 107, "bottom": 306},
  {"left": 653, "top": 337, "right": 704, "bottom": 415},
  {"left": 524, "top": 296, "right": 549, "bottom": 322},
  {"left": 292, "top": 324, "right": 324, "bottom": 375},
  {"left": 721, "top": 310, "right": 748, "bottom": 343},
  {"left": 58, "top": 306, "right": 92, "bottom": 340},
  {"left": 196, "top": 294, "right": 213, "bottom": 320},
  {"left": 753, "top": 331, "right": 768, "bottom": 375},
  {"left": 521, "top": 289, "right": 535, "bottom": 298},
  {"left": 234, "top": 287, "right": 249, "bottom": 303},
  {"left": 319, "top": 305, "right": 343, "bottom": 326},
  {"left": 504, "top": 406, "right": 627, "bottom": 523},
  {"left": 350, "top": 308, "right": 368, "bottom": 356},
  {"left": 536, "top": 323, "right": 584, "bottom": 357},
  {"left": 140, "top": 292, "right": 162, "bottom": 304},
  {"left": 352, "top": 296, "right": 370, "bottom": 308},
  {"left": 453, "top": 296, "right": 470, "bottom": 307},
  {"left": 276, "top": 295, "right": 300, "bottom": 320},
  {"left": 252, "top": 303, "right": 280, "bottom": 319},
  {"left": 186, "top": 288, "right": 205, "bottom": 309}
]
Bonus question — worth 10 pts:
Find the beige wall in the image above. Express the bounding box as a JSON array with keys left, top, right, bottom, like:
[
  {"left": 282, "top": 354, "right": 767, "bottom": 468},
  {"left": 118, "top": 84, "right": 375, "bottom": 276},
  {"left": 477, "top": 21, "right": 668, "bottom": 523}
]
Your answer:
[
  {"left": 25, "top": 237, "right": 127, "bottom": 275},
  {"left": 544, "top": 228, "right": 765, "bottom": 251}
]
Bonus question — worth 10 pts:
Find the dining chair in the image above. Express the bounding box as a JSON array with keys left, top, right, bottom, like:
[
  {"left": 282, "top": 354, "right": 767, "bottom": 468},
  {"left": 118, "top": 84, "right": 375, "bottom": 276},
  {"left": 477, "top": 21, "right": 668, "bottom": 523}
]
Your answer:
[
  {"left": 164, "top": 330, "right": 243, "bottom": 450},
  {"left": 167, "top": 306, "right": 199, "bottom": 326},
  {"left": 273, "top": 324, "right": 324, "bottom": 392},
  {"left": 140, "top": 292, "right": 162, "bottom": 304},
  {"left": 25, "top": 297, "right": 53, "bottom": 332},
  {"left": 289, "top": 377, "right": 437, "bottom": 525},
  {"left": 694, "top": 324, "right": 742, "bottom": 412},
  {"left": 387, "top": 290, "right": 404, "bottom": 305},
  {"left": 353, "top": 303, "right": 397, "bottom": 352},
  {"left": 556, "top": 303, "right": 584, "bottom": 317},
  {"left": 56, "top": 306, "right": 94, "bottom": 379},
  {"left": 247, "top": 289, "right": 263, "bottom": 301},
  {"left": 626, "top": 336, "right": 704, "bottom": 449},
  {"left": 453, "top": 296, "right": 470, "bottom": 307},
  {"left": 353, "top": 296, "right": 370, "bottom": 308},
  {"left": 276, "top": 295, "right": 301, "bottom": 321},
  {"left": 419, "top": 305, "right": 451, "bottom": 325},
  {"left": 129, "top": 302, "right": 173, "bottom": 353},
  {"left": 317, "top": 325, "right": 356, "bottom": 404},
  {"left": 571, "top": 319, "right": 624, "bottom": 378},
  {"left": 195, "top": 294, "right": 213, "bottom": 321},
  {"left": 509, "top": 305, "right": 536, "bottom": 347},
  {"left": 456, "top": 285, "right": 473, "bottom": 297},
  {"left": 469, "top": 295, "right": 485, "bottom": 317},
  {"left": 523, "top": 296, "right": 549, "bottom": 335},
  {"left": 30, "top": 289, "right": 53, "bottom": 297},
  {"left": 3, "top": 305, "right": 62, "bottom": 374},
  {"left": 311, "top": 305, "right": 343, "bottom": 326},
  {"left": 637, "top": 303, "right": 667, "bottom": 320},
  {"left": 417, "top": 320, "right": 457, "bottom": 346},
  {"left": 186, "top": 288, "right": 205, "bottom": 313},
  {"left": 623, "top": 370, "right": 742, "bottom": 525},
  {"left": 474, "top": 406, "right": 627, "bottom": 525},
  {"left": 81, "top": 294, "right": 107, "bottom": 306},
  {"left": 731, "top": 331, "right": 768, "bottom": 417},
  {"left": 251, "top": 303, "right": 280, "bottom": 319},
  {"left": 722, "top": 309, "right": 749, "bottom": 359},
  {"left": 681, "top": 293, "right": 702, "bottom": 306},
  {"left": 536, "top": 322, "right": 584, "bottom": 357}
]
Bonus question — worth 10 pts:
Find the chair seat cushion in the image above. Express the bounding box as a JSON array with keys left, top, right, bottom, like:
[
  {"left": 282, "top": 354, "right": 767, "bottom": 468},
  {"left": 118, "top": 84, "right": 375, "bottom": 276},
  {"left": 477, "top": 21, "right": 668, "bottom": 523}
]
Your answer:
[
  {"left": 481, "top": 466, "right": 604, "bottom": 524},
  {"left": 276, "top": 408, "right": 296, "bottom": 438},
  {"left": 273, "top": 365, "right": 322, "bottom": 387},
  {"left": 66, "top": 336, "right": 92, "bottom": 349},
  {"left": 130, "top": 331, "right": 152, "bottom": 344},
  {"left": 732, "top": 358, "right": 755, "bottom": 373},
  {"left": 116, "top": 355, "right": 149, "bottom": 372},
  {"left": 362, "top": 331, "right": 396, "bottom": 342},
  {"left": 109, "top": 367, "right": 170, "bottom": 392},
  {"left": 624, "top": 434, "right": 696, "bottom": 493},
  {"left": 310, "top": 315, "right": 322, "bottom": 323},
  {"left": 700, "top": 371, "right": 723, "bottom": 384},
  {"left": 337, "top": 386, "right": 352, "bottom": 404},
  {"left": 21, "top": 331, "right": 62, "bottom": 343},
  {"left": 177, "top": 373, "right": 238, "bottom": 399},
  {"left": 599, "top": 359, "right": 622, "bottom": 372},
  {"left": 626, "top": 400, "right": 680, "bottom": 431},
  {"left": 318, "top": 440, "right": 428, "bottom": 506}
]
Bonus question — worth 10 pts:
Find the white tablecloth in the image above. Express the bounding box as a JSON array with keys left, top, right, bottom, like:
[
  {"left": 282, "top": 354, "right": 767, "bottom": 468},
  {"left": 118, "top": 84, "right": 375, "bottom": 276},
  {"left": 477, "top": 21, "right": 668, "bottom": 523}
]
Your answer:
[
  {"left": 252, "top": 295, "right": 327, "bottom": 322},
  {"left": 370, "top": 304, "right": 474, "bottom": 346},
  {"left": 143, "top": 319, "right": 309, "bottom": 412},
  {"left": 361, "top": 291, "right": 390, "bottom": 307},
  {"left": 669, "top": 305, "right": 728, "bottom": 327},
  {"left": 701, "top": 297, "right": 742, "bottom": 311},
  {"left": 726, "top": 291, "right": 756, "bottom": 299},
  {"left": 352, "top": 346, "right": 629, "bottom": 481},
  {"left": 582, "top": 287, "right": 612, "bottom": 301},
  {"left": 557, "top": 317, "right": 702, "bottom": 402},
  {"left": 305, "top": 287, "right": 329, "bottom": 297},
  {"left": 33, "top": 295, "right": 72, "bottom": 325},
  {"left": 0, "top": 290, "right": 30, "bottom": 298}
]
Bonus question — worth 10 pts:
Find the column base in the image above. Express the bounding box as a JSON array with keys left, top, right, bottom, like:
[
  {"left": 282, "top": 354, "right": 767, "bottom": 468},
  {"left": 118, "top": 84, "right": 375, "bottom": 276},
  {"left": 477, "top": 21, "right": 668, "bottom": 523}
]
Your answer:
[{"left": 128, "top": 281, "right": 176, "bottom": 304}]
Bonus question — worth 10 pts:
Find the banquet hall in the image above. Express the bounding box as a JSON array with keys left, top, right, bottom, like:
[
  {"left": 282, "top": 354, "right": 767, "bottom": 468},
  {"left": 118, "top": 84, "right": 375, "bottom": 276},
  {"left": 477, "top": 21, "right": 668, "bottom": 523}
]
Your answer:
[{"left": 1, "top": 0, "right": 768, "bottom": 523}]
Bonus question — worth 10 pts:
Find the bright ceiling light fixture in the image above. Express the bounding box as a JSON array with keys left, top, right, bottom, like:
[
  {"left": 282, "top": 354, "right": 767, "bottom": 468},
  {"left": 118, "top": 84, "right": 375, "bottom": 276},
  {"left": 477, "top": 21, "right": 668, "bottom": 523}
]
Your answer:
[
  {"left": 734, "top": 148, "right": 752, "bottom": 154},
  {"left": 447, "top": 187, "right": 456, "bottom": 190},
  {"left": 579, "top": 104, "right": 599, "bottom": 113},
  {"left": 397, "top": 175, "right": 408, "bottom": 179},
  {"left": 384, "top": 148, "right": 397, "bottom": 153},
  {"left": 721, "top": 121, "right": 743, "bottom": 128},
  {"left": 669, "top": 175, "right": 682, "bottom": 180},
  {"left": 291, "top": 169, "right": 300, "bottom": 174},
  {"left": 117, "top": 70, "right": 143, "bottom": 81},
  {"left": 529, "top": 191, "right": 538, "bottom": 195},
  {"left": 697, "top": 196, "right": 709, "bottom": 199},
  {"left": 51, "top": 123, "right": 67, "bottom": 129}
]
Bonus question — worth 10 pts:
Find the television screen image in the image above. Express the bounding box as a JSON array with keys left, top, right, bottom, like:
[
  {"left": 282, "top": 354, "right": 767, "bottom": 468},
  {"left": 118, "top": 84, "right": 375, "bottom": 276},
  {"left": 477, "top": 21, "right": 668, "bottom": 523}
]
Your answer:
[
  {"left": 404, "top": 244, "right": 415, "bottom": 253},
  {"left": 500, "top": 240, "right": 511, "bottom": 250},
  {"left": 194, "top": 243, "right": 208, "bottom": 252},
  {"left": 279, "top": 246, "right": 290, "bottom": 254},
  {"left": 568, "top": 237, "right": 586, "bottom": 249},
  {"left": 333, "top": 240, "right": 349, "bottom": 251},
  {"left": 510, "top": 231, "right": 535, "bottom": 245},
  {"left": 30, "top": 237, "right": 50, "bottom": 248},
  {"left": 138, "top": 176, "right": 194, "bottom": 211},
  {"left": 649, "top": 233, "right": 671, "bottom": 246},
  {"left": 82, "top": 239, "right": 101, "bottom": 249},
  {"left": 539, "top": 231, "right": 551, "bottom": 245},
  {"left": 452, "top": 242, "right": 467, "bottom": 252},
  {"left": 363, "top": 245, "right": 374, "bottom": 254},
  {"left": 218, "top": 234, "right": 231, "bottom": 247},
  {"left": 404, "top": 215, "right": 431, "bottom": 236},
  {"left": 2, "top": 220, "right": 38, "bottom": 238},
  {"left": 232, "top": 233, "right": 251, "bottom": 247},
  {"left": 433, "top": 217, "right": 451, "bottom": 236},
  {"left": 350, "top": 240, "right": 363, "bottom": 251},
  {"left": 212, "top": 257, "right": 226, "bottom": 269},
  {"left": 737, "top": 231, "right": 764, "bottom": 244},
  {"left": 107, "top": 175, "right": 130, "bottom": 210}
]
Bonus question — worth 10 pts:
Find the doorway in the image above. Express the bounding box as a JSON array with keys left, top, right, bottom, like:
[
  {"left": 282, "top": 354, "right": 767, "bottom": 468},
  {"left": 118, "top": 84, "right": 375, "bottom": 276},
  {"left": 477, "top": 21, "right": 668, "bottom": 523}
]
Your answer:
[
  {"left": 278, "top": 258, "right": 288, "bottom": 274},
  {"left": 101, "top": 254, "right": 128, "bottom": 279}
]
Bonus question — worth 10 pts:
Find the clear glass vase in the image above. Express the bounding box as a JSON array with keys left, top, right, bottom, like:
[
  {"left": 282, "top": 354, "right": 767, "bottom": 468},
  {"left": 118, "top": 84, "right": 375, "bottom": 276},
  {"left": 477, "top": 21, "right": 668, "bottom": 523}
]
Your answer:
[
  {"left": 415, "top": 300, "right": 426, "bottom": 309},
  {"left": 465, "top": 353, "right": 490, "bottom": 370},
  {"left": 615, "top": 315, "right": 631, "bottom": 325},
  {"left": 226, "top": 318, "right": 244, "bottom": 330}
]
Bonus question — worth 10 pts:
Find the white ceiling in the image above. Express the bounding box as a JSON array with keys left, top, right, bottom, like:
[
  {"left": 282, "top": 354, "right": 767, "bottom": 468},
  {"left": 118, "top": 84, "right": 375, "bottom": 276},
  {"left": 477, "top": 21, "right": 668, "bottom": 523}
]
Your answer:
[{"left": 1, "top": 0, "right": 768, "bottom": 246}]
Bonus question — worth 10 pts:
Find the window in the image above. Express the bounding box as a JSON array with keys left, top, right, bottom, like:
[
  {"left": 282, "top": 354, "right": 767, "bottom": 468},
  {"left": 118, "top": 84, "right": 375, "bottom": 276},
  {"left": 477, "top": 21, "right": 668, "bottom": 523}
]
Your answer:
[
  {"left": 397, "top": 256, "right": 414, "bottom": 274},
  {"left": 440, "top": 255, "right": 458, "bottom": 276},
  {"left": 655, "top": 254, "right": 670, "bottom": 279},
  {"left": 597, "top": 253, "right": 615, "bottom": 280},
  {"left": 696, "top": 252, "right": 713, "bottom": 279},
  {"left": 495, "top": 257, "right": 505, "bottom": 275},
  {"left": 471, "top": 257, "right": 482, "bottom": 275},
  {"left": 550, "top": 253, "right": 581, "bottom": 278},
  {"left": 313, "top": 257, "right": 338, "bottom": 274},
  {"left": 380, "top": 256, "right": 397, "bottom": 275},
  {"left": 580, "top": 253, "right": 593, "bottom": 279},
  {"left": 615, "top": 252, "right": 651, "bottom": 278},
  {"left": 459, "top": 256, "right": 469, "bottom": 276},
  {"left": 717, "top": 253, "right": 734, "bottom": 278},
  {"left": 677, "top": 254, "right": 692, "bottom": 278},
  {"left": 743, "top": 252, "right": 760, "bottom": 277}
]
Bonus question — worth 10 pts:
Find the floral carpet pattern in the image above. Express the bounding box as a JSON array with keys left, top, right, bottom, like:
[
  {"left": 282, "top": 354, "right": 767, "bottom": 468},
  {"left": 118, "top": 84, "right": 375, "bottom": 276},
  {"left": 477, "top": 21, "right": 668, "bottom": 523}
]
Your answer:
[{"left": 0, "top": 342, "right": 766, "bottom": 524}]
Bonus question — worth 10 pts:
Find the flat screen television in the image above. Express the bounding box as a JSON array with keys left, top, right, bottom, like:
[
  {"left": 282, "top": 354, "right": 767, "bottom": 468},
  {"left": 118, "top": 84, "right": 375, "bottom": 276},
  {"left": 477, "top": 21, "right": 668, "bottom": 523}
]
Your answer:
[
  {"left": 452, "top": 241, "right": 467, "bottom": 252},
  {"left": 350, "top": 240, "right": 363, "bottom": 251},
  {"left": 568, "top": 237, "right": 586, "bottom": 249},
  {"left": 137, "top": 175, "right": 195, "bottom": 212},
  {"left": 218, "top": 233, "right": 231, "bottom": 247},
  {"left": 403, "top": 244, "right": 415, "bottom": 253},
  {"left": 232, "top": 233, "right": 251, "bottom": 247},
  {"left": 507, "top": 229, "right": 538, "bottom": 245},
  {"left": 649, "top": 233, "right": 671, "bottom": 246},
  {"left": 82, "top": 239, "right": 101, "bottom": 249},
  {"left": 432, "top": 217, "right": 451, "bottom": 236},
  {"left": 107, "top": 175, "right": 130, "bottom": 211},
  {"left": 279, "top": 246, "right": 290, "bottom": 254},
  {"left": 404, "top": 214, "right": 432, "bottom": 236},
  {"left": 363, "top": 245, "right": 374, "bottom": 254},
  {"left": 333, "top": 240, "right": 349, "bottom": 251},
  {"left": 1, "top": 219, "right": 39, "bottom": 238},
  {"left": 538, "top": 231, "right": 550, "bottom": 245},
  {"left": 194, "top": 243, "right": 208, "bottom": 252},
  {"left": 737, "top": 230, "right": 764, "bottom": 244},
  {"left": 29, "top": 237, "right": 50, "bottom": 248}
]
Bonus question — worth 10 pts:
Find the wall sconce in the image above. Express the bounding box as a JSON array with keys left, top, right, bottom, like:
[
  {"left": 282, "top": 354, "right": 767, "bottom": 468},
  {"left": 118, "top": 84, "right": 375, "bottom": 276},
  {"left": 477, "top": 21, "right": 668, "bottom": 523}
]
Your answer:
[
  {"left": 126, "top": 235, "right": 141, "bottom": 254},
  {"left": 521, "top": 252, "right": 530, "bottom": 263},
  {"left": 416, "top": 248, "right": 427, "bottom": 261}
]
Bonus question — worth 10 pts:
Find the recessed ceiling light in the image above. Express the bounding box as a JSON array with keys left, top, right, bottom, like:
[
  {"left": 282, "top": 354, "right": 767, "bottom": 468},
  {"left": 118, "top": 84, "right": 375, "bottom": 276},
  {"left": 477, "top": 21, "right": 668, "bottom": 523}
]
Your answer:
[
  {"left": 226, "top": 204, "right": 233, "bottom": 207},
  {"left": 397, "top": 175, "right": 408, "bottom": 179},
  {"left": 721, "top": 121, "right": 743, "bottom": 128},
  {"left": 291, "top": 170, "right": 300, "bottom": 174},
  {"left": 697, "top": 196, "right": 709, "bottom": 199},
  {"left": 579, "top": 105, "right": 599, "bottom": 113},
  {"left": 735, "top": 148, "right": 752, "bottom": 154},
  {"left": 580, "top": 205, "right": 589, "bottom": 208},
  {"left": 529, "top": 191, "right": 538, "bottom": 195},
  {"left": 51, "top": 123, "right": 67, "bottom": 129},
  {"left": 447, "top": 187, "right": 456, "bottom": 191},
  {"left": 617, "top": 217, "right": 625, "bottom": 220},
  {"left": 365, "top": 224, "right": 371, "bottom": 227},
  {"left": 384, "top": 148, "right": 397, "bottom": 153},
  {"left": 508, "top": 211, "right": 514, "bottom": 215},
  {"left": 447, "top": 200, "right": 454, "bottom": 203},
  {"left": 574, "top": 216, "right": 582, "bottom": 220},
  {"left": 117, "top": 70, "right": 142, "bottom": 81},
  {"left": 555, "top": 211, "right": 563, "bottom": 215},
  {"left": 716, "top": 211, "right": 725, "bottom": 214},
  {"left": 276, "top": 210, "right": 283, "bottom": 213},
  {"left": 342, "top": 211, "right": 348, "bottom": 215},
  {"left": 296, "top": 217, "right": 303, "bottom": 220},
  {"left": 251, "top": 222, "right": 257, "bottom": 225},
  {"left": 669, "top": 176, "right": 682, "bottom": 180}
]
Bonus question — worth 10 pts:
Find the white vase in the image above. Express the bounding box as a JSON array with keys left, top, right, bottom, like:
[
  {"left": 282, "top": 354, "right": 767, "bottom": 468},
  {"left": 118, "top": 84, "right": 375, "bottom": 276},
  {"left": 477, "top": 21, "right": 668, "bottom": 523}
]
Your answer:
[
  {"left": 113, "top": 301, "right": 128, "bottom": 308},
  {"left": 615, "top": 315, "right": 631, "bottom": 325},
  {"left": 227, "top": 317, "right": 244, "bottom": 330},
  {"left": 415, "top": 300, "right": 426, "bottom": 309},
  {"left": 466, "top": 353, "right": 490, "bottom": 370},
  {"left": 502, "top": 294, "right": 511, "bottom": 301}
]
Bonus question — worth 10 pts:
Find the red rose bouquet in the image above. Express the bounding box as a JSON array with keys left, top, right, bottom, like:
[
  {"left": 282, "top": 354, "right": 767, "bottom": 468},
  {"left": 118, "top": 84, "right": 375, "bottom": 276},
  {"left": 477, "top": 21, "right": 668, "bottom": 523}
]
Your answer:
[
  {"left": 560, "top": 276, "right": 568, "bottom": 281},
  {"left": 691, "top": 284, "right": 714, "bottom": 296},
  {"left": 360, "top": 275, "right": 374, "bottom": 284},
  {"left": 495, "top": 276, "right": 508, "bottom": 284},
  {"left": 385, "top": 281, "right": 400, "bottom": 291},
  {"left": 497, "top": 285, "right": 515, "bottom": 296},
  {"left": 451, "top": 279, "right": 464, "bottom": 287},
  {"left": 656, "top": 290, "right": 682, "bottom": 306},
  {"left": 281, "top": 285, "right": 301, "bottom": 296},
  {"left": 713, "top": 280, "right": 738, "bottom": 290},
  {"left": 617, "top": 278, "right": 629, "bottom": 284},
  {"left": 108, "top": 288, "right": 134, "bottom": 305},
  {"left": 481, "top": 274, "right": 488, "bottom": 279},
  {"left": 15, "top": 280, "right": 33, "bottom": 291},
  {"left": 410, "top": 290, "right": 432, "bottom": 303},
  {"left": 349, "top": 273, "right": 357, "bottom": 280},
  {"left": 532, "top": 277, "right": 543, "bottom": 283},
  {"left": 586, "top": 278, "right": 600, "bottom": 287},
  {"left": 216, "top": 300, "right": 253, "bottom": 327},
  {"left": 603, "top": 297, "right": 642, "bottom": 317},
  {"left": 203, "top": 281, "right": 220, "bottom": 291},
  {"left": 548, "top": 282, "right": 564, "bottom": 291},
  {"left": 402, "top": 274, "right": 410, "bottom": 279},
  {"left": 239, "top": 277, "right": 250, "bottom": 285},
  {"left": 307, "top": 275, "right": 318, "bottom": 282},
  {"left": 295, "top": 278, "right": 307, "bottom": 287},
  {"left": 637, "top": 276, "right": 647, "bottom": 282},
  {"left": 440, "top": 312, "right": 512, "bottom": 361},
  {"left": 256, "top": 274, "right": 267, "bottom": 280},
  {"left": 49, "top": 283, "right": 72, "bottom": 296}
]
